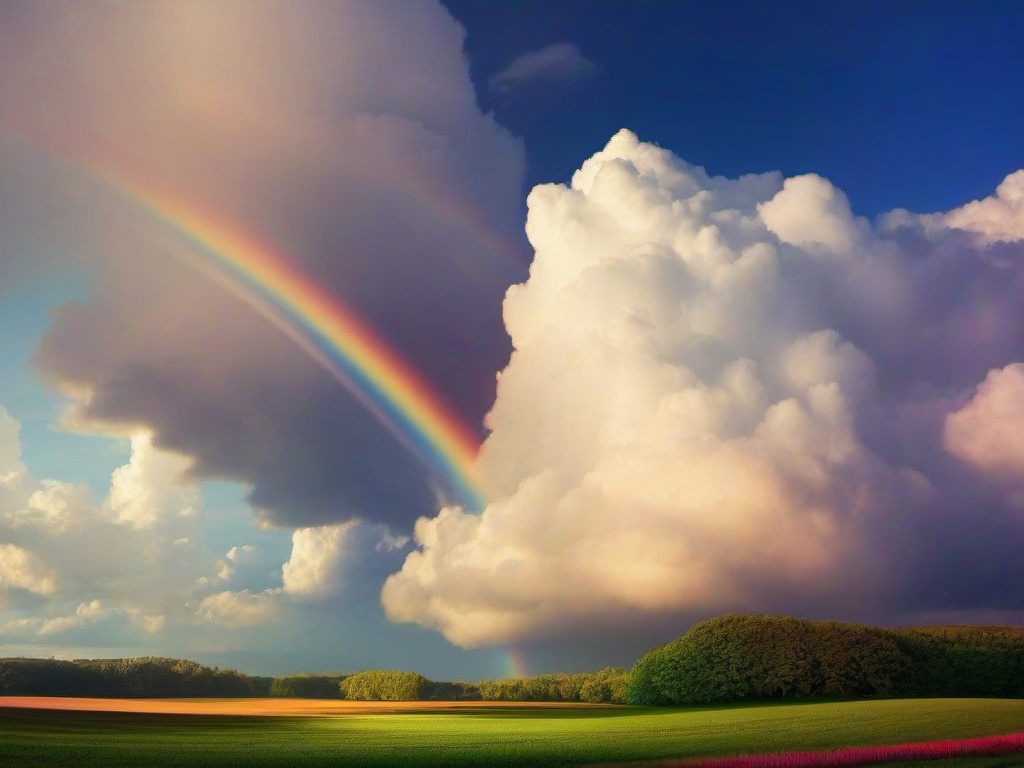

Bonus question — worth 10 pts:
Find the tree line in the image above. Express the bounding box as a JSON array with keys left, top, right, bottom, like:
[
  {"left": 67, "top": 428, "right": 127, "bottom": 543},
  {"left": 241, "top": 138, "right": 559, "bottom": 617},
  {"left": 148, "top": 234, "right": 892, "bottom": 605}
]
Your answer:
[
  {"left": 627, "top": 613, "right": 1024, "bottom": 705},
  {"left": 893, "top": 625, "right": 1024, "bottom": 698},
  {"left": 3, "top": 614, "right": 1021, "bottom": 704},
  {"left": 475, "top": 668, "right": 629, "bottom": 703},
  {"left": 307, "top": 668, "right": 630, "bottom": 703},
  {"left": 0, "top": 658, "right": 627, "bottom": 703},
  {"left": 0, "top": 657, "right": 268, "bottom": 697},
  {"left": 0, "top": 658, "right": 628, "bottom": 704}
]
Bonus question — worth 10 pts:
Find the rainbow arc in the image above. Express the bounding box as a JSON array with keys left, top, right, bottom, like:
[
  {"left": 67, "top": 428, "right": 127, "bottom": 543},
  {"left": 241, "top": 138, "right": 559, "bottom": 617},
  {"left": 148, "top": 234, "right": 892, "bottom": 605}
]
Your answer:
[{"left": 107, "top": 178, "right": 488, "bottom": 512}]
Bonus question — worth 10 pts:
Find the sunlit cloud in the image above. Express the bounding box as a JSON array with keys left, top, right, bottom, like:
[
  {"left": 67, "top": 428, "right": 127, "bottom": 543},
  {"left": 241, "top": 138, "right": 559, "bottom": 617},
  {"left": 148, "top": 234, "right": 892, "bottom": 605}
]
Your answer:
[
  {"left": 0, "top": 543, "right": 57, "bottom": 599},
  {"left": 196, "top": 590, "right": 281, "bottom": 629},
  {"left": 194, "top": 521, "right": 359, "bottom": 628},
  {"left": 1, "top": 405, "right": 239, "bottom": 642},
  {"left": 384, "top": 130, "right": 1024, "bottom": 647}
]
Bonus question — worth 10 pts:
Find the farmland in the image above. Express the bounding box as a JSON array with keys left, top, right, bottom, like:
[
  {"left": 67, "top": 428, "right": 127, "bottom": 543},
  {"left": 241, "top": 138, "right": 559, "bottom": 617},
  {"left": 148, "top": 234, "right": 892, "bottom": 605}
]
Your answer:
[{"left": 2, "top": 697, "right": 1024, "bottom": 768}]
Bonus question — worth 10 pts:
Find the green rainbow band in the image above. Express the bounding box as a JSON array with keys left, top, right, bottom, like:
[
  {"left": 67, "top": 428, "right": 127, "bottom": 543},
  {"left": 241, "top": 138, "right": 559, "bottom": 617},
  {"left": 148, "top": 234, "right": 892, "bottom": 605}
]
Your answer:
[{"left": 503, "top": 648, "right": 529, "bottom": 679}]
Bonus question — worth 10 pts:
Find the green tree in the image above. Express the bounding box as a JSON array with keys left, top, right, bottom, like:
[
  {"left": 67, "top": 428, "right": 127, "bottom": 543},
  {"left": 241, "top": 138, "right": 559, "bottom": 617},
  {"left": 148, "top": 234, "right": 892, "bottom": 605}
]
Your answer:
[
  {"left": 269, "top": 674, "right": 345, "bottom": 698},
  {"left": 628, "top": 614, "right": 915, "bottom": 705},
  {"left": 339, "top": 670, "right": 429, "bottom": 700}
]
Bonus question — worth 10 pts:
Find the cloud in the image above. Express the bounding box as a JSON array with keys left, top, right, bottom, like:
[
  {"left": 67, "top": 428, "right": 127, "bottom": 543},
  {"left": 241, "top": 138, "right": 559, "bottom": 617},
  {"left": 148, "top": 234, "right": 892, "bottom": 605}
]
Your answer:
[
  {"left": 0, "top": 405, "right": 242, "bottom": 643},
  {"left": 194, "top": 521, "right": 358, "bottom": 627},
  {"left": 196, "top": 590, "right": 281, "bottom": 628},
  {"left": 375, "top": 527, "right": 411, "bottom": 553},
  {"left": 942, "top": 170, "right": 1024, "bottom": 243},
  {"left": 0, "top": 406, "right": 27, "bottom": 487},
  {"left": 281, "top": 522, "right": 357, "bottom": 599},
  {"left": 2, "top": 407, "right": 96, "bottom": 535},
  {"left": 106, "top": 433, "right": 199, "bottom": 528},
  {"left": 1, "top": 409, "right": 491, "bottom": 672},
  {"left": 1, "top": 600, "right": 167, "bottom": 639},
  {"left": 194, "top": 544, "right": 286, "bottom": 594},
  {"left": 0, "top": 0, "right": 526, "bottom": 529},
  {"left": 758, "top": 174, "right": 868, "bottom": 252},
  {"left": 944, "top": 364, "right": 1024, "bottom": 496},
  {"left": 37, "top": 600, "right": 109, "bottom": 636},
  {"left": 490, "top": 43, "right": 597, "bottom": 94},
  {"left": 16, "top": 482, "right": 95, "bottom": 533},
  {"left": 0, "top": 544, "right": 57, "bottom": 598},
  {"left": 383, "top": 129, "right": 1024, "bottom": 648},
  {"left": 127, "top": 610, "right": 167, "bottom": 634},
  {"left": 1, "top": 402, "right": 360, "bottom": 646}
]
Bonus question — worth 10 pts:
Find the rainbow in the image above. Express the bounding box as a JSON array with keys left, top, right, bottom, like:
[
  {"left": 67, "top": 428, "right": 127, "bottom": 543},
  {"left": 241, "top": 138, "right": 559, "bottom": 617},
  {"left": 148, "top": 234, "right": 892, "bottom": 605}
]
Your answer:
[
  {"left": 102, "top": 177, "right": 489, "bottom": 511},
  {"left": 502, "top": 648, "right": 530, "bottom": 679}
]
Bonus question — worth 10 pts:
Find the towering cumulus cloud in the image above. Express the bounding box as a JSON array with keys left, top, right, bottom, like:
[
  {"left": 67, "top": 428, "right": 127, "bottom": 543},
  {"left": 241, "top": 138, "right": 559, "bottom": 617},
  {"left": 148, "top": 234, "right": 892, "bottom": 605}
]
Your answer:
[
  {"left": 383, "top": 130, "right": 1024, "bottom": 647},
  {"left": 0, "top": 0, "right": 523, "bottom": 527}
]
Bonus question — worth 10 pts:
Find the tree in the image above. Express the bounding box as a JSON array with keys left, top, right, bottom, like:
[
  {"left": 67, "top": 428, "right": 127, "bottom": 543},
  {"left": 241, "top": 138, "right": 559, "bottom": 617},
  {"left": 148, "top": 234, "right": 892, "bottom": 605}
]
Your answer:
[
  {"left": 628, "top": 614, "right": 915, "bottom": 705},
  {"left": 339, "top": 670, "right": 429, "bottom": 700},
  {"left": 269, "top": 674, "right": 345, "bottom": 698}
]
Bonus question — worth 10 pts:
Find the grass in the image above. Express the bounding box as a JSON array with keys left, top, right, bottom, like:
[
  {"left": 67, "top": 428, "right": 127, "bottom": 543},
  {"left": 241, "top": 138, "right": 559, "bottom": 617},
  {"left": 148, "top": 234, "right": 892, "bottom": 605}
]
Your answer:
[{"left": 1, "top": 698, "right": 1023, "bottom": 767}]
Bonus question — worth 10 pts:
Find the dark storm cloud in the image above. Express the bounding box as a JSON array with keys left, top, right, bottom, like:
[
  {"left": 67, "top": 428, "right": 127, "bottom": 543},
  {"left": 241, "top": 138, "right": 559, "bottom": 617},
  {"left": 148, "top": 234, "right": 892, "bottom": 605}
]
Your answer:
[{"left": 0, "top": 0, "right": 526, "bottom": 527}]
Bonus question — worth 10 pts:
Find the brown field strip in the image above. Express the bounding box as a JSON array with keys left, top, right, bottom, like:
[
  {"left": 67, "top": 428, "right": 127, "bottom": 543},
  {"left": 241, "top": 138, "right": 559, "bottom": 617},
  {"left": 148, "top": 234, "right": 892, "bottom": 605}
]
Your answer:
[{"left": 0, "top": 696, "right": 613, "bottom": 717}]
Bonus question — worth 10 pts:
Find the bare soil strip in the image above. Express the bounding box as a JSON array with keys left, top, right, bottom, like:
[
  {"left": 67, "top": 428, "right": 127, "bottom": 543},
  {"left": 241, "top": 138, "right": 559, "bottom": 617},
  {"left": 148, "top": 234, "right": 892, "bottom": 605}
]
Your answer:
[{"left": 0, "top": 696, "right": 609, "bottom": 717}]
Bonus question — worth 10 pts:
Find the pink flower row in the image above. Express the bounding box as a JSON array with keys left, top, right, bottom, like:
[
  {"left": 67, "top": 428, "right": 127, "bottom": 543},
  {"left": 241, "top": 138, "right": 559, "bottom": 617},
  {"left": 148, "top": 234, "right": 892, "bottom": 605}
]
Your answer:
[{"left": 667, "top": 732, "right": 1024, "bottom": 767}]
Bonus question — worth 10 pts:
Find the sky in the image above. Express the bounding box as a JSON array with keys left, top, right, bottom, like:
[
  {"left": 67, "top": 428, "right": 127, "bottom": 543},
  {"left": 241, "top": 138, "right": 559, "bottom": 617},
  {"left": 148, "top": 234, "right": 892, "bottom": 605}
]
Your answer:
[{"left": 0, "top": 0, "right": 1022, "bottom": 679}]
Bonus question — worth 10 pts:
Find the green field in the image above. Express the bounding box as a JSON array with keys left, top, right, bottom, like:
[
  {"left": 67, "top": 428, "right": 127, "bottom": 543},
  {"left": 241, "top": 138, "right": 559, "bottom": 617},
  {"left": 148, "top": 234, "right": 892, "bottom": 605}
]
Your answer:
[{"left": 2, "top": 698, "right": 1023, "bottom": 767}]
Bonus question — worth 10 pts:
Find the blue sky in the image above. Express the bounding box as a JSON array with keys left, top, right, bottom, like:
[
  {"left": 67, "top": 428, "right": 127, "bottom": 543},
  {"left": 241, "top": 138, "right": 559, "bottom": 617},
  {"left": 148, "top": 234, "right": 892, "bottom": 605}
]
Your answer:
[
  {"left": 453, "top": 0, "right": 1023, "bottom": 216},
  {"left": 0, "top": 0, "right": 1022, "bottom": 679}
]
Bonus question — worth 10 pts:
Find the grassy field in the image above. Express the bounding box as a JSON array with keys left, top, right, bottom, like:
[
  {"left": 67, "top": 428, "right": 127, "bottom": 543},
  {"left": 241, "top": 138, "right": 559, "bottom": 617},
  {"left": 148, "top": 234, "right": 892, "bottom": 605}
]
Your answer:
[{"left": 1, "top": 698, "right": 1023, "bottom": 767}]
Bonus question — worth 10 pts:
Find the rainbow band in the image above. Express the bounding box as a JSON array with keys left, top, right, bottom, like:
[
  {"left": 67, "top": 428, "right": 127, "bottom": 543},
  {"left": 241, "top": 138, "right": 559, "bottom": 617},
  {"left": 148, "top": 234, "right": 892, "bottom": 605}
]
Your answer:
[
  {"left": 503, "top": 648, "right": 530, "bottom": 679},
  {"left": 110, "top": 180, "right": 487, "bottom": 512}
]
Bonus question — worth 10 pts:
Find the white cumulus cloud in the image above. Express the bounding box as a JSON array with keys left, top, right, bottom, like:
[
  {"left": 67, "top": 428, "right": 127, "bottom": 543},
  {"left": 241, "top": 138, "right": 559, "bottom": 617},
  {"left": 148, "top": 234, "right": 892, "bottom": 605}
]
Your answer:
[
  {"left": 383, "top": 129, "right": 1024, "bottom": 647},
  {"left": 281, "top": 522, "right": 357, "bottom": 599},
  {"left": 0, "top": 407, "right": 237, "bottom": 643},
  {"left": 0, "top": 543, "right": 57, "bottom": 598},
  {"left": 943, "top": 170, "right": 1024, "bottom": 243},
  {"left": 194, "top": 521, "right": 358, "bottom": 627},
  {"left": 944, "top": 364, "right": 1024, "bottom": 493},
  {"left": 37, "top": 600, "right": 110, "bottom": 636},
  {"left": 105, "top": 433, "right": 199, "bottom": 528},
  {"left": 196, "top": 590, "right": 281, "bottom": 628}
]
